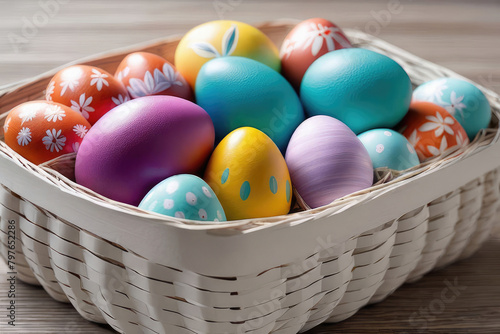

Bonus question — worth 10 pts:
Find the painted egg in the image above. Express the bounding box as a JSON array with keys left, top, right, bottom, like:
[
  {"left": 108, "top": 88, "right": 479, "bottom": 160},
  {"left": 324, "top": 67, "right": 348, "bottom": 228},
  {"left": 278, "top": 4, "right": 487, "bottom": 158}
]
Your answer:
[
  {"left": 115, "top": 52, "right": 193, "bottom": 101},
  {"left": 139, "top": 174, "right": 226, "bottom": 222},
  {"left": 75, "top": 96, "right": 215, "bottom": 206},
  {"left": 412, "top": 78, "right": 491, "bottom": 141},
  {"left": 399, "top": 101, "right": 469, "bottom": 161},
  {"left": 175, "top": 20, "right": 281, "bottom": 88},
  {"left": 301, "top": 48, "right": 412, "bottom": 134},
  {"left": 357, "top": 129, "right": 420, "bottom": 171},
  {"left": 4, "top": 101, "right": 91, "bottom": 164},
  {"left": 285, "top": 115, "right": 373, "bottom": 209},
  {"left": 195, "top": 56, "right": 304, "bottom": 152},
  {"left": 204, "top": 127, "right": 292, "bottom": 220},
  {"left": 280, "top": 18, "right": 352, "bottom": 90},
  {"left": 46, "top": 65, "right": 129, "bottom": 125}
]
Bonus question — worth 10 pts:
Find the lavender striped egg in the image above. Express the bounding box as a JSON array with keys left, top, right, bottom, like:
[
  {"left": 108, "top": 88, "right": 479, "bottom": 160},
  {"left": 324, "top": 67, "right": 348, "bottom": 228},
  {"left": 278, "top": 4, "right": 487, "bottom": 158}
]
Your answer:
[{"left": 285, "top": 115, "right": 373, "bottom": 208}]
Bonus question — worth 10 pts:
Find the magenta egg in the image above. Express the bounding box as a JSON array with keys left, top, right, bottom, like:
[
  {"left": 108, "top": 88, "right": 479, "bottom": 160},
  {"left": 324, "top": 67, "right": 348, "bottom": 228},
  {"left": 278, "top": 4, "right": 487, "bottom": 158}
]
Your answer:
[
  {"left": 75, "top": 96, "right": 215, "bottom": 205},
  {"left": 285, "top": 115, "right": 373, "bottom": 208}
]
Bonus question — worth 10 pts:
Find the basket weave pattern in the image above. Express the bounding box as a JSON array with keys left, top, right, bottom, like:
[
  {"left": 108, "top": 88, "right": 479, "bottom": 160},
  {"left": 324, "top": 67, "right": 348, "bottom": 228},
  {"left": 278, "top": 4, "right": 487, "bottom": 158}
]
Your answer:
[{"left": 1, "top": 23, "right": 500, "bottom": 333}]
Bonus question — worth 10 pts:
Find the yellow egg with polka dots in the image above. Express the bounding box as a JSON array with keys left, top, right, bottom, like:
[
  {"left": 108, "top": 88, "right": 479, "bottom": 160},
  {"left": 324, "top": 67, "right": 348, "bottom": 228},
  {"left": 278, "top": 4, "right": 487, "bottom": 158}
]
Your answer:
[
  {"left": 175, "top": 20, "right": 281, "bottom": 88},
  {"left": 204, "top": 127, "right": 292, "bottom": 220}
]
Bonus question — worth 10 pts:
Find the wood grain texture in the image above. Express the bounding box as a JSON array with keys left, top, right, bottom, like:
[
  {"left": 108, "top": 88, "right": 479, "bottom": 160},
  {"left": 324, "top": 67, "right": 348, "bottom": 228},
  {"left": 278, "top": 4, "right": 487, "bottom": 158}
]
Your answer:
[{"left": 1, "top": 0, "right": 499, "bottom": 333}]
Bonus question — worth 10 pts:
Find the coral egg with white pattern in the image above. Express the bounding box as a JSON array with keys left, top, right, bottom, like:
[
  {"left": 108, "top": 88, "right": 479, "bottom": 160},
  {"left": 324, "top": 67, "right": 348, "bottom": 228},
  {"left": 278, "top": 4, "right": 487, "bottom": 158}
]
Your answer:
[
  {"left": 115, "top": 52, "right": 193, "bottom": 101},
  {"left": 46, "top": 65, "right": 129, "bottom": 125},
  {"left": 412, "top": 78, "right": 491, "bottom": 141},
  {"left": 280, "top": 18, "right": 352, "bottom": 90},
  {"left": 4, "top": 101, "right": 91, "bottom": 164},
  {"left": 399, "top": 101, "right": 469, "bottom": 161}
]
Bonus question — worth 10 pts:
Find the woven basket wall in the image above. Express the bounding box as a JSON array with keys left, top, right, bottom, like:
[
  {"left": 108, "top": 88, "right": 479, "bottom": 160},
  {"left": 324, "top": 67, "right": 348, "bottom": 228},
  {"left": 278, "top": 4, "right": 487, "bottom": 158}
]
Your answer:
[{"left": 1, "top": 21, "right": 500, "bottom": 334}]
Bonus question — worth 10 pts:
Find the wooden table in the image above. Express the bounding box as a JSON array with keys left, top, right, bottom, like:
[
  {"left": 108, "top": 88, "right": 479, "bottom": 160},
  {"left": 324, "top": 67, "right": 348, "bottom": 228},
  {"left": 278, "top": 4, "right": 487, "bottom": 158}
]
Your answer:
[{"left": 1, "top": 0, "right": 499, "bottom": 333}]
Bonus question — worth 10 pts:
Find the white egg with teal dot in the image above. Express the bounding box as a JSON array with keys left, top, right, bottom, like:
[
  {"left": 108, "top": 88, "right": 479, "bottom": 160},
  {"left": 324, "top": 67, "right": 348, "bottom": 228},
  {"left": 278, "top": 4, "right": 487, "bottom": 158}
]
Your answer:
[
  {"left": 358, "top": 129, "right": 420, "bottom": 171},
  {"left": 139, "top": 174, "right": 226, "bottom": 222},
  {"left": 412, "top": 78, "right": 491, "bottom": 141}
]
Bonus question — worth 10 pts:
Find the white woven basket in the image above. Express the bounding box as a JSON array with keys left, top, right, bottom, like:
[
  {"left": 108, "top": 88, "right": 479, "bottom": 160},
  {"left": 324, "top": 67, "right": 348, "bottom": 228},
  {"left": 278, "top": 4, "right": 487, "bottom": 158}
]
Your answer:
[{"left": 1, "top": 21, "right": 500, "bottom": 334}]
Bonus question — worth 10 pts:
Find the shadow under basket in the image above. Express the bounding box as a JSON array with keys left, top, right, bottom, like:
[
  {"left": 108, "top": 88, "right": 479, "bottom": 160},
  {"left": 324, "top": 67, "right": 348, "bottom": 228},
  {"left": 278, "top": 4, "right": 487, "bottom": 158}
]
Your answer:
[{"left": 1, "top": 20, "right": 500, "bottom": 334}]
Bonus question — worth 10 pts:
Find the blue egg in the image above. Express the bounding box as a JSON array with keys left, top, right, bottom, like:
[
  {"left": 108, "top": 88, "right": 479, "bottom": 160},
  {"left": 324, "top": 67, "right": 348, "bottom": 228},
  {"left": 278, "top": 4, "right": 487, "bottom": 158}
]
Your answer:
[
  {"left": 358, "top": 129, "right": 420, "bottom": 171},
  {"left": 300, "top": 48, "right": 412, "bottom": 134},
  {"left": 139, "top": 174, "right": 226, "bottom": 222},
  {"left": 413, "top": 78, "right": 491, "bottom": 141},
  {"left": 195, "top": 56, "right": 305, "bottom": 152}
]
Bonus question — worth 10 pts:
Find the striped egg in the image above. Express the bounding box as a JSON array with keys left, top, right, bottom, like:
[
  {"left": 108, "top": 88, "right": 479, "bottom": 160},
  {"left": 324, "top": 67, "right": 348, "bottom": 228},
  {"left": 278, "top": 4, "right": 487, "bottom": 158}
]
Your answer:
[{"left": 285, "top": 115, "right": 373, "bottom": 208}]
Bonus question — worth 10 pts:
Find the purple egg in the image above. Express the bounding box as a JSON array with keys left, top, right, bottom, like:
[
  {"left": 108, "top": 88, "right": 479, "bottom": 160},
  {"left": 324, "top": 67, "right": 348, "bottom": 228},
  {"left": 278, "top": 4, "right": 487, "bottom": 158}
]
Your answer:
[
  {"left": 75, "top": 96, "right": 215, "bottom": 206},
  {"left": 285, "top": 115, "right": 373, "bottom": 208}
]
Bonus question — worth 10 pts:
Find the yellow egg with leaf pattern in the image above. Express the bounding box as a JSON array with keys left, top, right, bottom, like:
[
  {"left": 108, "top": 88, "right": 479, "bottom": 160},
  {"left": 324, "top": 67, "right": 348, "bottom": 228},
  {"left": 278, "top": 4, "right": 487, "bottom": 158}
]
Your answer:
[
  {"left": 175, "top": 20, "right": 281, "bottom": 88},
  {"left": 204, "top": 127, "right": 292, "bottom": 220}
]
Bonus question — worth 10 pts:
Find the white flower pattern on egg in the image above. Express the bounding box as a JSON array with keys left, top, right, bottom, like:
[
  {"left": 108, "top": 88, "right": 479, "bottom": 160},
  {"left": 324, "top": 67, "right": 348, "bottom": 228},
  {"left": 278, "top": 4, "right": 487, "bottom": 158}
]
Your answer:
[
  {"left": 90, "top": 68, "right": 109, "bottom": 91},
  {"left": 70, "top": 94, "right": 95, "bottom": 120},
  {"left": 444, "top": 91, "right": 467, "bottom": 119},
  {"left": 59, "top": 77, "right": 79, "bottom": 96},
  {"left": 175, "top": 211, "right": 185, "bottom": 219},
  {"left": 73, "top": 124, "right": 88, "bottom": 138},
  {"left": 44, "top": 105, "right": 66, "bottom": 122},
  {"left": 126, "top": 63, "right": 184, "bottom": 98},
  {"left": 17, "top": 127, "right": 32, "bottom": 146},
  {"left": 42, "top": 129, "right": 66, "bottom": 152},
  {"left": 427, "top": 136, "right": 448, "bottom": 157},
  {"left": 376, "top": 144, "right": 384, "bottom": 153},
  {"left": 111, "top": 94, "right": 130, "bottom": 106},
  {"left": 419, "top": 112, "right": 454, "bottom": 137},
  {"left": 19, "top": 108, "right": 37, "bottom": 125},
  {"left": 302, "top": 22, "right": 351, "bottom": 57}
]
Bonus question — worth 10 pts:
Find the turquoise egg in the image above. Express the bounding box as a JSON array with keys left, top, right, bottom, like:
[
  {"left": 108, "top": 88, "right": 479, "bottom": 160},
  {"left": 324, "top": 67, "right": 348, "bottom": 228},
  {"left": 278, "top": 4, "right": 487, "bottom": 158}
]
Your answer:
[
  {"left": 195, "top": 56, "right": 305, "bottom": 152},
  {"left": 358, "top": 129, "right": 420, "bottom": 171},
  {"left": 413, "top": 78, "right": 491, "bottom": 141},
  {"left": 300, "top": 48, "right": 412, "bottom": 134},
  {"left": 139, "top": 174, "right": 226, "bottom": 222}
]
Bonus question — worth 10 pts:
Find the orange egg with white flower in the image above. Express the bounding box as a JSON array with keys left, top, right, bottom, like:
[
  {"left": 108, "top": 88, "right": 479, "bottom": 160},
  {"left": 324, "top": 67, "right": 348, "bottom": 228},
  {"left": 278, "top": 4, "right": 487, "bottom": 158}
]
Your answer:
[
  {"left": 280, "top": 18, "right": 352, "bottom": 89},
  {"left": 115, "top": 52, "right": 193, "bottom": 101},
  {"left": 46, "top": 65, "right": 129, "bottom": 125},
  {"left": 4, "top": 101, "right": 91, "bottom": 164},
  {"left": 399, "top": 101, "right": 469, "bottom": 161}
]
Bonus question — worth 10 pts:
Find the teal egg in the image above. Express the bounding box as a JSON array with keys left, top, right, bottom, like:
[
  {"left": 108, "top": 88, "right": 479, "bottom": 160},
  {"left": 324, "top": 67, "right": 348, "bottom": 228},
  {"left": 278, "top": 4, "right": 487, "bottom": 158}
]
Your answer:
[
  {"left": 139, "top": 174, "right": 226, "bottom": 222},
  {"left": 300, "top": 48, "right": 412, "bottom": 134},
  {"left": 358, "top": 129, "right": 420, "bottom": 171},
  {"left": 412, "top": 78, "right": 491, "bottom": 141},
  {"left": 195, "top": 56, "right": 305, "bottom": 152}
]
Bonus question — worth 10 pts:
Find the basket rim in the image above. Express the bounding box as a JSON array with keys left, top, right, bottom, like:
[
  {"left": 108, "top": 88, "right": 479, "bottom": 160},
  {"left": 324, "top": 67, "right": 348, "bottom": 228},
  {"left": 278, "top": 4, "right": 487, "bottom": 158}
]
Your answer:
[{"left": 1, "top": 21, "right": 500, "bottom": 233}]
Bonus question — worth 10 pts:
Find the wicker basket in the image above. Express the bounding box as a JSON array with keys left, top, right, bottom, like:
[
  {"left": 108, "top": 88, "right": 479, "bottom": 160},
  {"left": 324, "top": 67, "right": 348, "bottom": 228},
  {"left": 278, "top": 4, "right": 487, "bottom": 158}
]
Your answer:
[{"left": 1, "top": 21, "right": 500, "bottom": 334}]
